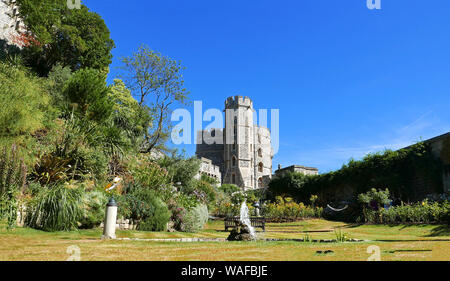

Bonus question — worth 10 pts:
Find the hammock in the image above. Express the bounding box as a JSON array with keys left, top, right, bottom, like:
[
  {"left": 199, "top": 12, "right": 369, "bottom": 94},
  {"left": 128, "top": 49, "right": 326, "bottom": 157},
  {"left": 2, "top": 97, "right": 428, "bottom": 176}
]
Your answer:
[{"left": 326, "top": 204, "right": 348, "bottom": 212}]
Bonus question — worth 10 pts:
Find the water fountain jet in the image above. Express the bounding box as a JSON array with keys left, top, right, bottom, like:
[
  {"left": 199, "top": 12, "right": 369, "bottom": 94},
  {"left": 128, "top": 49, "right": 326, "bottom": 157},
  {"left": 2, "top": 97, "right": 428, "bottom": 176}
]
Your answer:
[{"left": 227, "top": 200, "right": 257, "bottom": 241}]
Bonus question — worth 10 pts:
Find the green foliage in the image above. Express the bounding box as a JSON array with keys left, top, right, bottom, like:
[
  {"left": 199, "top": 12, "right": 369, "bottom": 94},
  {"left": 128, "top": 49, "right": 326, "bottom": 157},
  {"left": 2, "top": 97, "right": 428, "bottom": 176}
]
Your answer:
[
  {"left": 269, "top": 142, "right": 443, "bottom": 204},
  {"left": 195, "top": 180, "right": 217, "bottom": 205},
  {"left": 0, "top": 145, "right": 27, "bottom": 228},
  {"left": 46, "top": 64, "right": 73, "bottom": 107},
  {"left": 213, "top": 186, "right": 261, "bottom": 217},
  {"left": 363, "top": 200, "right": 449, "bottom": 224},
  {"left": 16, "top": 0, "right": 115, "bottom": 76},
  {"left": 268, "top": 171, "right": 310, "bottom": 201},
  {"left": 119, "top": 44, "right": 189, "bottom": 152},
  {"left": 63, "top": 68, "right": 113, "bottom": 124},
  {"left": 79, "top": 190, "right": 108, "bottom": 229},
  {"left": 31, "top": 114, "right": 109, "bottom": 184},
  {"left": 158, "top": 154, "right": 200, "bottom": 193},
  {"left": 200, "top": 174, "right": 219, "bottom": 186},
  {"left": 180, "top": 204, "right": 209, "bottom": 233},
  {"left": 25, "top": 184, "right": 84, "bottom": 231},
  {"left": 441, "top": 136, "right": 450, "bottom": 165},
  {"left": 261, "top": 197, "right": 323, "bottom": 222},
  {"left": 127, "top": 156, "right": 170, "bottom": 193},
  {"left": 218, "top": 184, "right": 241, "bottom": 196},
  {"left": 0, "top": 61, "right": 50, "bottom": 147},
  {"left": 334, "top": 228, "right": 350, "bottom": 242},
  {"left": 310, "top": 195, "right": 318, "bottom": 207},
  {"left": 108, "top": 79, "right": 151, "bottom": 152},
  {"left": 358, "top": 188, "right": 392, "bottom": 207},
  {"left": 117, "top": 184, "right": 170, "bottom": 231}
]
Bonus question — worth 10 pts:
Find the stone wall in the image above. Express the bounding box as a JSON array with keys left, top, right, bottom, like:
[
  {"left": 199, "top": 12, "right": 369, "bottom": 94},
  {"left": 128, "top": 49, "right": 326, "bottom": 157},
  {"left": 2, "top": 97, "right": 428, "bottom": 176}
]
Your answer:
[
  {"left": 196, "top": 157, "right": 222, "bottom": 183},
  {"left": 0, "top": 0, "right": 24, "bottom": 46},
  {"left": 274, "top": 165, "right": 319, "bottom": 177}
]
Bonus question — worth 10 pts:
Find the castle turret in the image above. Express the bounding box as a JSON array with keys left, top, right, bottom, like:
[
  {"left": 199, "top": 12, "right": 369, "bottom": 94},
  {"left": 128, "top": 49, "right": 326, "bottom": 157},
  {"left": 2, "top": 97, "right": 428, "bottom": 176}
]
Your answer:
[{"left": 223, "top": 96, "right": 255, "bottom": 190}]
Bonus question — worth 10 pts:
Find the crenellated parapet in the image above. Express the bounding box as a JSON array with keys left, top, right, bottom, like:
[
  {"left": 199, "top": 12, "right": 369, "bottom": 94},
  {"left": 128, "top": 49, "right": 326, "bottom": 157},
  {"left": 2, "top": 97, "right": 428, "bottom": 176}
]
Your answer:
[{"left": 225, "top": 95, "right": 253, "bottom": 109}]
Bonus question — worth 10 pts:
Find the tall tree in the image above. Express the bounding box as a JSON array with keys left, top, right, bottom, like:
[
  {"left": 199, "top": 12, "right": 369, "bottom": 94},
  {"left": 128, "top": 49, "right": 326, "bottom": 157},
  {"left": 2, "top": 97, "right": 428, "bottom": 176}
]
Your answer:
[
  {"left": 63, "top": 68, "right": 113, "bottom": 124},
  {"left": 119, "top": 45, "right": 189, "bottom": 153},
  {"left": 15, "top": 0, "right": 115, "bottom": 76}
]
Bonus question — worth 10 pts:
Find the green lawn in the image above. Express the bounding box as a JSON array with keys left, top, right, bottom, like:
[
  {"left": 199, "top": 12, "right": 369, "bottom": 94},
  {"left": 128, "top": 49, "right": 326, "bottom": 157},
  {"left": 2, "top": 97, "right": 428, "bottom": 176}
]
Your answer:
[{"left": 0, "top": 219, "right": 449, "bottom": 261}]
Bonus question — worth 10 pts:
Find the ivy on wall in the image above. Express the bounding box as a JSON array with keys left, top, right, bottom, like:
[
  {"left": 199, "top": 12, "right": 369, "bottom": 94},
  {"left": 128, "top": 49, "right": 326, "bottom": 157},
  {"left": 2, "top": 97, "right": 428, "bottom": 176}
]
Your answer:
[
  {"left": 440, "top": 136, "right": 450, "bottom": 166},
  {"left": 269, "top": 142, "right": 443, "bottom": 204}
]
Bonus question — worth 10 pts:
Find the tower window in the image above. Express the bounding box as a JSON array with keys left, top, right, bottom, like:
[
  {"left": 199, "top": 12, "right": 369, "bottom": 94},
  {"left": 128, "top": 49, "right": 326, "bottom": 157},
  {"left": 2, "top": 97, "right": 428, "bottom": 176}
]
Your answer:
[
  {"left": 258, "top": 163, "right": 263, "bottom": 172},
  {"left": 232, "top": 156, "right": 237, "bottom": 167},
  {"left": 258, "top": 178, "right": 263, "bottom": 188},
  {"left": 258, "top": 148, "right": 262, "bottom": 157}
]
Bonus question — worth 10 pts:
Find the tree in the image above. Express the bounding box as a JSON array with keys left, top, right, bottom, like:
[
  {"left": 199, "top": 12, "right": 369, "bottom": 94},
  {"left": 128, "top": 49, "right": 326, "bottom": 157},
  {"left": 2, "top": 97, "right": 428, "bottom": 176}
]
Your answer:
[
  {"left": 47, "top": 63, "right": 73, "bottom": 107},
  {"left": 16, "top": 0, "right": 115, "bottom": 76},
  {"left": 108, "top": 79, "right": 152, "bottom": 152},
  {"left": 119, "top": 45, "right": 189, "bottom": 153},
  {"left": 62, "top": 68, "right": 113, "bottom": 124}
]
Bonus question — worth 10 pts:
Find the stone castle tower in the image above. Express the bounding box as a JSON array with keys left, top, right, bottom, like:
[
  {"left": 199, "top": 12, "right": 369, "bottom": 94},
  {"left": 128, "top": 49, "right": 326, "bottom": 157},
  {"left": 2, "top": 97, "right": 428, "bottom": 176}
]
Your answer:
[{"left": 196, "top": 96, "right": 273, "bottom": 190}]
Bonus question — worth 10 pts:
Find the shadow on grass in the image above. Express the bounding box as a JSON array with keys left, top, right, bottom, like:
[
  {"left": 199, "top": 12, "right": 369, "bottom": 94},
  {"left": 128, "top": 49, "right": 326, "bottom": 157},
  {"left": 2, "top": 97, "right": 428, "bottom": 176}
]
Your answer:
[
  {"left": 427, "top": 225, "right": 450, "bottom": 237},
  {"left": 374, "top": 239, "right": 450, "bottom": 242}
]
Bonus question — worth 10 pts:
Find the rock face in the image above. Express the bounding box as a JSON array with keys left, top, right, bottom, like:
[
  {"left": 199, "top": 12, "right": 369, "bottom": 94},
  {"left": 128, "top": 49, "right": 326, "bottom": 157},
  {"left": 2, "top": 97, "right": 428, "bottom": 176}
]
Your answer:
[{"left": 227, "top": 223, "right": 254, "bottom": 241}]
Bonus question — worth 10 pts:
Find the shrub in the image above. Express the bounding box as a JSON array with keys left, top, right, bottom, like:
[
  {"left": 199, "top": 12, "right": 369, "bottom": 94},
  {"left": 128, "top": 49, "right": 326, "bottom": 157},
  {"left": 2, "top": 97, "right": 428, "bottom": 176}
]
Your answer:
[
  {"left": 268, "top": 142, "right": 443, "bottom": 204},
  {"left": 25, "top": 184, "right": 83, "bottom": 231},
  {"left": 219, "top": 184, "right": 240, "bottom": 195},
  {"left": 0, "top": 62, "right": 50, "bottom": 147},
  {"left": 79, "top": 190, "right": 108, "bottom": 229},
  {"left": 181, "top": 204, "right": 209, "bottom": 233},
  {"left": 358, "top": 188, "right": 392, "bottom": 223},
  {"left": 362, "top": 200, "right": 449, "bottom": 225},
  {"left": 0, "top": 145, "right": 27, "bottom": 228},
  {"left": 127, "top": 157, "right": 170, "bottom": 194},
  {"left": 117, "top": 186, "right": 171, "bottom": 231},
  {"left": 261, "top": 197, "right": 323, "bottom": 222}
]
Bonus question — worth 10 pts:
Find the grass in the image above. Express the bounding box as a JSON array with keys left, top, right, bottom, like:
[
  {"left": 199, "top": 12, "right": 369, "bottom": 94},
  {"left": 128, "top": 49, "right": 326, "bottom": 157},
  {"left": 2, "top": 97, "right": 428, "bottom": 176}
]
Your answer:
[{"left": 0, "top": 219, "right": 449, "bottom": 261}]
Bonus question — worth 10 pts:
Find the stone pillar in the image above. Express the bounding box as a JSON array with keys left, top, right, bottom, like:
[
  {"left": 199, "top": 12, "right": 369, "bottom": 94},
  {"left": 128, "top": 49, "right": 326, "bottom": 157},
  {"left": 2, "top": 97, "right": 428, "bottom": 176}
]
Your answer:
[{"left": 102, "top": 198, "right": 118, "bottom": 239}]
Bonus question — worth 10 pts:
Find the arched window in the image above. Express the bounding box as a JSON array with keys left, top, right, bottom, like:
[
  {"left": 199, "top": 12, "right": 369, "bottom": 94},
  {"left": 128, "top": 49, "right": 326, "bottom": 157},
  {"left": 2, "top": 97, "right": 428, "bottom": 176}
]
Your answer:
[
  {"left": 258, "top": 148, "right": 262, "bottom": 157},
  {"left": 232, "top": 156, "right": 237, "bottom": 167},
  {"left": 258, "top": 178, "right": 263, "bottom": 188},
  {"left": 258, "top": 163, "right": 263, "bottom": 172}
]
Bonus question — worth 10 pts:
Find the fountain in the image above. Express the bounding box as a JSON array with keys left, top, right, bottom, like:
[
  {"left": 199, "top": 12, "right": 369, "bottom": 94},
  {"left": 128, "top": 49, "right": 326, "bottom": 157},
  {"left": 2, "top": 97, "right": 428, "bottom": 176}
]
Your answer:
[{"left": 227, "top": 201, "right": 256, "bottom": 241}]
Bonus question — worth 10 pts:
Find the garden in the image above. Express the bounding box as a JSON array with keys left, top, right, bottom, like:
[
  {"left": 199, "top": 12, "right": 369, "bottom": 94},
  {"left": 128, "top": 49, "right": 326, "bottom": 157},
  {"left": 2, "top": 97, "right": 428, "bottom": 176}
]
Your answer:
[{"left": 0, "top": 0, "right": 449, "bottom": 262}]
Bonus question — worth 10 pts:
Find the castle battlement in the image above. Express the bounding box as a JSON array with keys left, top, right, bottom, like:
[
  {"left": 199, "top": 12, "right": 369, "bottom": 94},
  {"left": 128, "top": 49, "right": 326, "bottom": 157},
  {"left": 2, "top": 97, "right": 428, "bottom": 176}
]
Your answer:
[{"left": 225, "top": 95, "right": 253, "bottom": 108}]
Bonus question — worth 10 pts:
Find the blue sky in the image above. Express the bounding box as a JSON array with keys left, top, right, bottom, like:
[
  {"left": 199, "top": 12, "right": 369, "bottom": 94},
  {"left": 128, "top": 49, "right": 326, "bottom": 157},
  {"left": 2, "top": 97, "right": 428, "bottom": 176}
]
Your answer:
[{"left": 84, "top": 0, "right": 450, "bottom": 173}]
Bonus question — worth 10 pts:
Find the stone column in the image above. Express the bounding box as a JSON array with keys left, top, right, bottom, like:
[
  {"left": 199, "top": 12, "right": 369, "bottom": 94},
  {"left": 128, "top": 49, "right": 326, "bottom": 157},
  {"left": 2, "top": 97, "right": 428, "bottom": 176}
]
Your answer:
[{"left": 102, "top": 198, "right": 118, "bottom": 239}]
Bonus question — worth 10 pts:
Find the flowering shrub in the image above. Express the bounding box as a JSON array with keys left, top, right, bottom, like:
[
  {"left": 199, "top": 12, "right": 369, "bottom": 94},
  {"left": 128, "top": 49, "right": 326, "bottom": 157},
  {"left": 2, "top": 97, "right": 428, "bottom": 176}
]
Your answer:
[
  {"left": 180, "top": 203, "right": 209, "bottom": 232},
  {"left": 362, "top": 200, "right": 449, "bottom": 224},
  {"left": 261, "top": 197, "right": 323, "bottom": 222},
  {"left": 213, "top": 187, "right": 258, "bottom": 217}
]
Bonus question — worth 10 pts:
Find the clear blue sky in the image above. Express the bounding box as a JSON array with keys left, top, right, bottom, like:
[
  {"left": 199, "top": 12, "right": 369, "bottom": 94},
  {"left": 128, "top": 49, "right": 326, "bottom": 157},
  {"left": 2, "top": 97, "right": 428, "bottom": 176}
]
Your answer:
[{"left": 85, "top": 0, "right": 450, "bottom": 173}]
